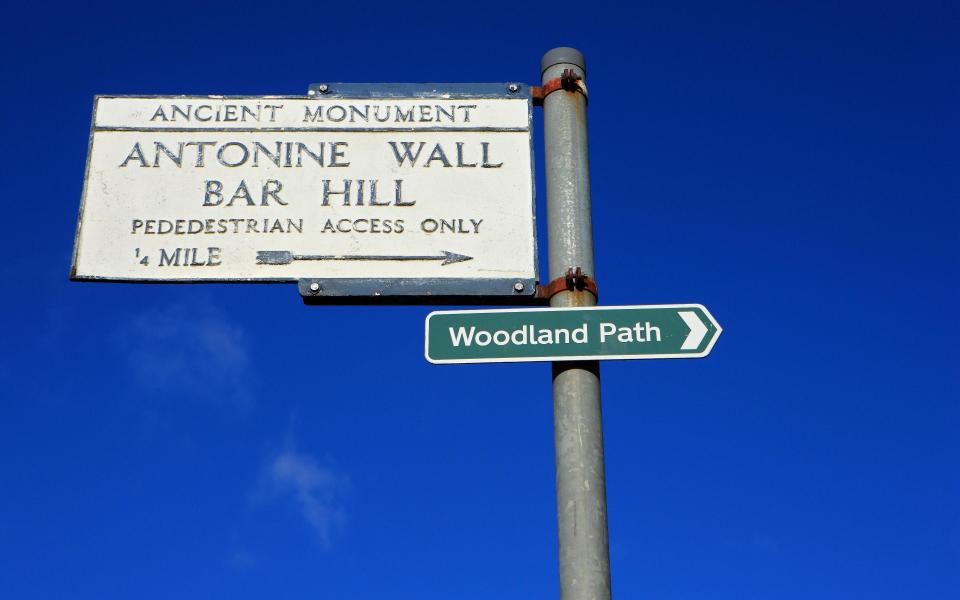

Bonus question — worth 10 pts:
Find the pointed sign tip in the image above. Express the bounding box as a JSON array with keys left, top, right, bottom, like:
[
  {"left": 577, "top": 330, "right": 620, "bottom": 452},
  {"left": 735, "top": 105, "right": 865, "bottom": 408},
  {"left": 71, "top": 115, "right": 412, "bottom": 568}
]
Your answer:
[{"left": 441, "top": 251, "right": 473, "bottom": 265}]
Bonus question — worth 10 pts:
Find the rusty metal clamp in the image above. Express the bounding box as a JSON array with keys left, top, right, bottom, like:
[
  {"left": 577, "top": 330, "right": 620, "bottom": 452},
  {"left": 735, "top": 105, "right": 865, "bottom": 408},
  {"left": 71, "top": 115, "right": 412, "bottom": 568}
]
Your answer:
[
  {"left": 532, "top": 69, "right": 589, "bottom": 106},
  {"left": 536, "top": 267, "right": 598, "bottom": 302}
]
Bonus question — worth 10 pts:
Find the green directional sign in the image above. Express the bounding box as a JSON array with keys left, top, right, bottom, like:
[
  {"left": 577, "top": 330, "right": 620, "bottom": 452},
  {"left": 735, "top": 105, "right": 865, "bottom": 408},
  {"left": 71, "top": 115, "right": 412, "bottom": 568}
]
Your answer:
[{"left": 425, "top": 304, "right": 722, "bottom": 364}]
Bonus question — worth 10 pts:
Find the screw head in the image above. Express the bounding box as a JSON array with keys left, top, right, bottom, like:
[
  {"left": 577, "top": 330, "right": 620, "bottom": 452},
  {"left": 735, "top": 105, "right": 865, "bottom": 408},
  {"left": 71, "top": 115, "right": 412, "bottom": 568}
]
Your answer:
[
  {"left": 513, "top": 281, "right": 525, "bottom": 292},
  {"left": 317, "top": 84, "right": 330, "bottom": 94},
  {"left": 507, "top": 83, "right": 520, "bottom": 93},
  {"left": 309, "top": 282, "right": 321, "bottom": 293}
]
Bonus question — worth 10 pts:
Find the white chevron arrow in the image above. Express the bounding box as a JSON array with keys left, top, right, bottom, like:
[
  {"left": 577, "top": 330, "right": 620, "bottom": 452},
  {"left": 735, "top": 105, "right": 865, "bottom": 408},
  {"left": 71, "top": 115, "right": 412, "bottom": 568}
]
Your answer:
[{"left": 678, "top": 311, "right": 708, "bottom": 350}]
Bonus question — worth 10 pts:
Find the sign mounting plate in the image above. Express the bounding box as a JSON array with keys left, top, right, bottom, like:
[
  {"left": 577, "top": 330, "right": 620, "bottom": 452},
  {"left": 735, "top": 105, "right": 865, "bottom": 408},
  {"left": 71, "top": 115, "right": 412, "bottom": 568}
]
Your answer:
[{"left": 71, "top": 83, "right": 538, "bottom": 302}]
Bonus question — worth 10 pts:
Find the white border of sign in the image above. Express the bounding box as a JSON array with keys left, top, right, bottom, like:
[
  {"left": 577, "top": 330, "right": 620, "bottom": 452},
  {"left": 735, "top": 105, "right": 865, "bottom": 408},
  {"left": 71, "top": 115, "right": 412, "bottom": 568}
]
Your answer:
[
  {"left": 70, "top": 84, "right": 540, "bottom": 304},
  {"left": 424, "top": 304, "right": 723, "bottom": 364}
]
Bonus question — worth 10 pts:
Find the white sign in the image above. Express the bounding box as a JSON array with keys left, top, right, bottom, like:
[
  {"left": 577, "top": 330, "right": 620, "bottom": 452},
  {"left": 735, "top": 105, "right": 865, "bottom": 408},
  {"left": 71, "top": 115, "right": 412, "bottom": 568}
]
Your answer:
[{"left": 71, "top": 86, "right": 537, "bottom": 294}]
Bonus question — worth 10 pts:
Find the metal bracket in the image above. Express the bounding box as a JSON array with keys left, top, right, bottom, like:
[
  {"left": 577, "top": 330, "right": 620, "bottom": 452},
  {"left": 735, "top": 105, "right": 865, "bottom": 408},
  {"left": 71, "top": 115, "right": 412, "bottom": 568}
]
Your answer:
[
  {"left": 298, "top": 277, "right": 541, "bottom": 305},
  {"left": 535, "top": 267, "right": 598, "bottom": 302},
  {"left": 531, "top": 69, "right": 588, "bottom": 106}
]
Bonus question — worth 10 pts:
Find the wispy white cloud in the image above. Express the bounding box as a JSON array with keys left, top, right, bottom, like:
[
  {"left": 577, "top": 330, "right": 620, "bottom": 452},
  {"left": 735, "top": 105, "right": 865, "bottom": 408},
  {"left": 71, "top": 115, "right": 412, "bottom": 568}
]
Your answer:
[
  {"left": 114, "top": 299, "right": 257, "bottom": 409},
  {"left": 259, "top": 449, "right": 348, "bottom": 548},
  {"left": 224, "top": 549, "right": 259, "bottom": 571}
]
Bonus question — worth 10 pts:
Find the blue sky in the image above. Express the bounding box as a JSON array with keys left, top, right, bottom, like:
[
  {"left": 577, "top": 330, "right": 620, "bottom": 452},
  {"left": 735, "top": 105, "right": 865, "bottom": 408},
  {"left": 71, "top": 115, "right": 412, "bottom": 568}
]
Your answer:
[{"left": 1, "top": 1, "right": 957, "bottom": 598}]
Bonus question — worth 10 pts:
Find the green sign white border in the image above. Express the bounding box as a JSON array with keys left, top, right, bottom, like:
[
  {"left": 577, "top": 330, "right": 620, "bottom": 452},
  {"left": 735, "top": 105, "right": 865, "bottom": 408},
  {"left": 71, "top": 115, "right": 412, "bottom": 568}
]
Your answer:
[{"left": 424, "top": 303, "right": 723, "bottom": 364}]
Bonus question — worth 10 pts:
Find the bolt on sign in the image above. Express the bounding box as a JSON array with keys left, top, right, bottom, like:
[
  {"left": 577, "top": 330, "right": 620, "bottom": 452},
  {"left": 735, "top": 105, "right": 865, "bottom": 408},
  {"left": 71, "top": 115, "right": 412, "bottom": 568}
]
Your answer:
[
  {"left": 70, "top": 84, "right": 538, "bottom": 301},
  {"left": 425, "top": 305, "right": 722, "bottom": 364}
]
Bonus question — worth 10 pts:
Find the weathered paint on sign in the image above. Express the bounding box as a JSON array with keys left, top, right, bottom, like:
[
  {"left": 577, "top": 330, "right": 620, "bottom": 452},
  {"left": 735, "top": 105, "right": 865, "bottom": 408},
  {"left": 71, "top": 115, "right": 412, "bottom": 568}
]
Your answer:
[
  {"left": 71, "top": 85, "right": 537, "bottom": 295},
  {"left": 425, "top": 305, "right": 722, "bottom": 364}
]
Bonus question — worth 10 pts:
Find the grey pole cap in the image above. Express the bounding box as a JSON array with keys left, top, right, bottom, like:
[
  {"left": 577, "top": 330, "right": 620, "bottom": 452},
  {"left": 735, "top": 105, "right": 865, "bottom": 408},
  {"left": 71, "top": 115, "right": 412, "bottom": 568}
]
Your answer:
[{"left": 541, "top": 47, "right": 586, "bottom": 76}]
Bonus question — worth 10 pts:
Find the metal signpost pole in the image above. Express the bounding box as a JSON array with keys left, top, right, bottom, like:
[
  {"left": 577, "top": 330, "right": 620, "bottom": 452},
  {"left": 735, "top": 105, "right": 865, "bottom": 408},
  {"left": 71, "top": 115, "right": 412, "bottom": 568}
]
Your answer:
[{"left": 541, "top": 48, "right": 611, "bottom": 599}]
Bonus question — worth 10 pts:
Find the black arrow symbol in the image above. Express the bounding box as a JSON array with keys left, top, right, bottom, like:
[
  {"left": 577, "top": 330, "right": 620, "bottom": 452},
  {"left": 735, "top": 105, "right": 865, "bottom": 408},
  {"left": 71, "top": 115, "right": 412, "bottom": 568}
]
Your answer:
[{"left": 256, "top": 250, "right": 473, "bottom": 266}]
